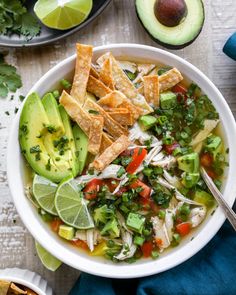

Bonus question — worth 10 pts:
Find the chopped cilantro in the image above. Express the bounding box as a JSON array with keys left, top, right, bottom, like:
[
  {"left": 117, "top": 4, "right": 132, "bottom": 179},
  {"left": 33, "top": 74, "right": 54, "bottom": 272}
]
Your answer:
[
  {"left": 30, "top": 145, "right": 41, "bottom": 153},
  {"left": 0, "top": 53, "right": 22, "bottom": 98},
  {"left": 117, "top": 167, "right": 126, "bottom": 178},
  {"left": 46, "top": 159, "right": 51, "bottom": 171},
  {"left": 46, "top": 125, "right": 57, "bottom": 133},
  {"left": 14, "top": 107, "right": 18, "bottom": 113},
  {"left": 0, "top": 1, "right": 41, "bottom": 40},
  {"left": 19, "top": 95, "right": 25, "bottom": 102},
  {"left": 20, "top": 124, "right": 28, "bottom": 135},
  {"left": 88, "top": 109, "right": 99, "bottom": 115},
  {"left": 5, "top": 111, "right": 9, "bottom": 116}
]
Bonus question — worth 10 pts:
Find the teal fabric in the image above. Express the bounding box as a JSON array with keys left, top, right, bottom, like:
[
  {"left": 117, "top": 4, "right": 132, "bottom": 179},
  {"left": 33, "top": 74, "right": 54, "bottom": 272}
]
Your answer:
[
  {"left": 69, "top": 221, "right": 236, "bottom": 295},
  {"left": 223, "top": 33, "right": 236, "bottom": 60}
]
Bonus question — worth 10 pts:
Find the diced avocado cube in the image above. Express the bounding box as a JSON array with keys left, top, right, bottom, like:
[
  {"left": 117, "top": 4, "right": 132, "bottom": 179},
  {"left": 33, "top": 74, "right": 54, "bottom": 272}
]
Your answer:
[
  {"left": 182, "top": 172, "right": 200, "bottom": 188},
  {"left": 134, "top": 236, "right": 145, "bottom": 246},
  {"left": 139, "top": 115, "right": 157, "bottom": 131},
  {"left": 204, "top": 135, "right": 222, "bottom": 159},
  {"left": 193, "top": 190, "right": 215, "bottom": 208},
  {"left": 101, "top": 218, "right": 120, "bottom": 238},
  {"left": 126, "top": 213, "right": 145, "bottom": 234},
  {"left": 177, "top": 152, "right": 199, "bottom": 173},
  {"left": 160, "top": 91, "right": 177, "bottom": 110},
  {"left": 58, "top": 225, "right": 75, "bottom": 240}
]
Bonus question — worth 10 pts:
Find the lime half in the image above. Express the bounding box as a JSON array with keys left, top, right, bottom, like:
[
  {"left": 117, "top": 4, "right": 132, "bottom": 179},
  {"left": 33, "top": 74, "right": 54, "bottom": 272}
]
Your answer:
[
  {"left": 35, "top": 242, "right": 62, "bottom": 271},
  {"left": 34, "top": 0, "right": 93, "bottom": 30},
  {"left": 55, "top": 178, "right": 94, "bottom": 229},
  {"left": 33, "top": 174, "right": 58, "bottom": 216}
]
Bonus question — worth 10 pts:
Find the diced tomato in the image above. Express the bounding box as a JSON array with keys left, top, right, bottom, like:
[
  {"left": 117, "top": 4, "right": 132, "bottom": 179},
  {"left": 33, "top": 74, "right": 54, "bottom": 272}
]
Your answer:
[
  {"left": 130, "top": 179, "right": 151, "bottom": 199},
  {"left": 126, "top": 148, "right": 147, "bottom": 174},
  {"left": 200, "top": 152, "right": 213, "bottom": 168},
  {"left": 172, "top": 84, "right": 187, "bottom": 102},
  {"left": 83, "top": 179, "right": 103, "bottom": 200},
  {"left": 50, "top": 219, "right": 63, "bottom": 233},
  {"left": 155, "top": 238, "right": 163, "bottom": 247},
  {"left": 141, "top": 241, "right": 153, "bottom": 258},
  {"left": 103, "top": 179, "right": 119, "bottom": 192},
  {"left": 206, "top": 169, "right": 217, "bottom": 179},
  {"left": 71, "top": 240, "right": 88, "bottom": 250},
  {"left": 176, "top": 222, "right": 191, "bottom": 236},
  {"left": 163, "top": 142, "right": 180, "bottom": 155}
]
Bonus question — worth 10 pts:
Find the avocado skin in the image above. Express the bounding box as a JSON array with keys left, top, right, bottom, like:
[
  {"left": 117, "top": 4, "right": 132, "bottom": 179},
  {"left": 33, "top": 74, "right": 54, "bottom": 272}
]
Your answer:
[{"left": 135, "top": 0, "right": 205, "bottom": 50}]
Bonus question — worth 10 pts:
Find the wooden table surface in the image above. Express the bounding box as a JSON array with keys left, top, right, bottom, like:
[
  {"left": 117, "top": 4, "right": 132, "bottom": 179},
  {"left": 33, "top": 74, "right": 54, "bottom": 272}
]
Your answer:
[{"left": 0, "top": 0, "right": 235, "bottom": 294}]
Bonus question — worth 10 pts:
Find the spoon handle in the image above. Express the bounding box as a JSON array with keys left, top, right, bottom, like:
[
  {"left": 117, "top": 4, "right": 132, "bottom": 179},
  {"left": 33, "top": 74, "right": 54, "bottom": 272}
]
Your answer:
[{"left": 201, "top": 167, "right": 236, "bottom": 231}]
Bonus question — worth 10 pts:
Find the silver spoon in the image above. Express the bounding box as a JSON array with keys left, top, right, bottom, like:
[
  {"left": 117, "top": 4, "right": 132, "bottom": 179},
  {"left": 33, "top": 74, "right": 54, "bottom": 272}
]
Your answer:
[{"left": 200, "top": 167, "right": 236, "bottom": 231}]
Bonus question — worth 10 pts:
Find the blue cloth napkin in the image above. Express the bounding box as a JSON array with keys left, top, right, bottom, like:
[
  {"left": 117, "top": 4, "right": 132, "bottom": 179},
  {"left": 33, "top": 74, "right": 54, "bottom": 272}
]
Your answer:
[
  {"left": 223, "top": 33, "right": 236, "bottom": 61},
  {"left": 69, "top": 220, "right": 236, "bottom": 295}
]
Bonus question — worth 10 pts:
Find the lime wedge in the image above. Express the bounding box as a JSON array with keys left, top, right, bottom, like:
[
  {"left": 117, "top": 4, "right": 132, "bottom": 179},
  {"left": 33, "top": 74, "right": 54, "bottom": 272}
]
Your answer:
[
  {"left": 34, "top": 0, "right": 93, "bottom": 30},
  {"left": 55, "top": 178, "right": 94, "bottom": 229},
  {"left": 33, "top": 174, "right": 58, "bottom": 216},
  {"left": 35, "top": 242, "right": 62, "bottom": 271}
]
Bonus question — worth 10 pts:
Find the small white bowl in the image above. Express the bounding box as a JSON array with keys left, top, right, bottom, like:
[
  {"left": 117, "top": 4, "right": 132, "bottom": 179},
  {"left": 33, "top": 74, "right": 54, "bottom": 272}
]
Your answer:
[
  {"left": 7, "top": 44, "right": 236, "bottom": 278},
  {"left": 0, "top": 268, "right": 53, "bottom": 295}
]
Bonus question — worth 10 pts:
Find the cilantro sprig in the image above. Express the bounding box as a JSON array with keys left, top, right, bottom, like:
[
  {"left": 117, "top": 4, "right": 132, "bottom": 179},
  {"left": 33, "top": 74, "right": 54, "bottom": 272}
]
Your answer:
[
  {"left": 0, "top": 53, "right": 22, "bottom": 98},
  {"left": 0, "top": 0, "right": 41, "bottom": 40}
]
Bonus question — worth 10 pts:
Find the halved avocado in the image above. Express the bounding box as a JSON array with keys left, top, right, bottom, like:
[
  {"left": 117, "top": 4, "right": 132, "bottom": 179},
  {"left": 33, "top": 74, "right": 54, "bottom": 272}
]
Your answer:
[
  {"left": 135, "top": 0, "right": 205, "bottom": 49},
  {"left": 19, "top": 93, "right": 73, "bottom": 183}
]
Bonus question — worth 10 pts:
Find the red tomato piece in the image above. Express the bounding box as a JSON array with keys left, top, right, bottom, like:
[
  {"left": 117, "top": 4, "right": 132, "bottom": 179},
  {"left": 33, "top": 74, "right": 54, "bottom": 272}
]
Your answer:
[
  {"left": 163, "top": 142, "right": 180, "bottom": 155},
  {"left": 172, "top": 84, "right": 188, "bottom": 102},
  {"left": 200, "top": 152, "right": 213, "bottom": 168},
  {"left": 83, "top": 179, "right": 103, "bottom": 200},
  {"left": 126, "top": 148, "right": 147, "bottom": 174},
  {"left": 71, "top": 240, "right": 88, "bottom": 250},
  {"left": 115, "top": 186, "right": 128, "bottom": 197},
  {"left": 141, "top": 241, "right": 153, "bottom": 258},
  {"left": 176, "top": 222, "right": 191, "bottom": 236},
  {"left": 103, "top": 179, "right": 119, "bottom": 192},
  {"left": 206, "top": 169, "right": 217, "bottom": 179},
  {"left": 50, "top": 219, "right": 63, "bottom": 233},
  {"left": 130, "top": 179, "right": 151, "bottom": 199}
]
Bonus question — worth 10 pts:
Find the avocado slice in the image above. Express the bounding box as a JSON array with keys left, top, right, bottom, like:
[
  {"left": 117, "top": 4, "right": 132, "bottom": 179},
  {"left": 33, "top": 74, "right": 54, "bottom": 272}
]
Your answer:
[
  {"left": 139, "top": 115, "right": 157, "bottom": 131},
  {"left": 73, "top": 125, "right": 88, "bottom": 174},
  {"left": 160, "top": 91, "right": 177, "bottom": 109},
  {"left": 59, "top": 105, "right": 80, "bottom": 177},
  {"left": 42, "top": 93, "right": 65, "bottom": 135},
  {"left": 19, "top": 93, "right": 73, "bottom": 183},
  {"left": 181, "top": 172, "right": 199, "bottom": 188},
  {"left": 42, "top": 93, "right": 73, "bottom": 175},
  {"left": 135, "top": 0, "right": 205, "bottom": 49},
  {"left": 177, "top": 152, "right": 199, "bottom": 173}
]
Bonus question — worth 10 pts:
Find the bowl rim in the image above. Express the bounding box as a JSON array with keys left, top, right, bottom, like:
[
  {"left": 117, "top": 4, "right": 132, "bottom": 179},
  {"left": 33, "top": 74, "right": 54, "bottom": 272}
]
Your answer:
[{"left": 7, "top": 43, "right": 236, "bottom": 278}]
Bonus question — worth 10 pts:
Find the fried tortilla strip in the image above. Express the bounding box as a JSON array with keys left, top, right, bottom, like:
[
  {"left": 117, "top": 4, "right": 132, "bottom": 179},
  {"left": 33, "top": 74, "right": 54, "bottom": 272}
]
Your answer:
[
  {"left": 92, "top": 135, "right": 131, "bottom": 171},
  {"left": 0, "top": 280, "right": 10, "bottom": 295},
  {"left": 97, "top": 53, "right": 152, "bottom": 115},
  {"left": 100, "top": 133, "right": 113, "bottom": 153},
  {"left": 83, "top": 98, "right": 128, "bottom": 139},
  {"left": 137, "top": 84, "right": 144, "bottom": 95},
  {"left": 59, "top": 90, "right": 91, "bottom": 135},
  {"left": 90, "top": 66, "right": 99, "bottom": 78},
  {"left": 99, "top": 57, "right": 115, "bottom": 90},
  {"left": 143, "top": 75, "right": 159, "bottom": 107},
  {"left": 159, "top": 68, "right": 183, "bottom": 92},
  {"left": 88, "top": 115, "right": 104, "bottom": 155},
  {"left": 71, "top": 44, "right": 93, "bottom": 105},
  {"left": 9, "top": 283, "right": 27, "bottom": 294},
  {"left": 87, "top": 75, "right": 112, "bottom": 98},
  {"left": 108, "top": 109, "right": 133, "bottom": 126},
  {"left": 133, "top": 63, "right": 156, "bottom": 84},
  {"left": 97, "top": 91, "right": 141, "bottom": 121}
]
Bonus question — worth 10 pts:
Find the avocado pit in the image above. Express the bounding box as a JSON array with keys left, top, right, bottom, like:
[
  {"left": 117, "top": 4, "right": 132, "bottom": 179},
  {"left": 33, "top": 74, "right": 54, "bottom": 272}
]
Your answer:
[{"left": 154, "top": 0, "right": 187, "bottom": 27}]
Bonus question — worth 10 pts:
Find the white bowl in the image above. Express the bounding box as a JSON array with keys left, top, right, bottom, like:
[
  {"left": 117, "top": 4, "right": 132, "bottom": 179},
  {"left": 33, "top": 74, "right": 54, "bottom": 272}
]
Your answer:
[
  {"left": 7, "top": 44, "right": 236, "bottom": 278},
  {"left": 0, "top": 268, "right": 53, "bottom": 295}
]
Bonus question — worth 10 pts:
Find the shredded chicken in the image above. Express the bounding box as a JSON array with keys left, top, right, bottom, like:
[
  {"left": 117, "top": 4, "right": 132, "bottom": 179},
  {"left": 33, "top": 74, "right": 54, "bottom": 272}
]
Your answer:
[
  {"left": 189, "top": 207, "right": 207, "bottom": 227},
  {"left": 151, "top": 216, "right": 170, "bottom": 252},
  {"left": 114, "top": 230, "right": 136, "bottom": 260}
]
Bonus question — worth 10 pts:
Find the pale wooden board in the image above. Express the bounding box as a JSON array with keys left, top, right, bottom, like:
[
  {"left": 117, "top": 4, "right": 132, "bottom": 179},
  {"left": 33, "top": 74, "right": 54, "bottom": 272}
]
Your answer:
[{"left": 0, "top": 0, "right": 236, "bottom": 294}]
